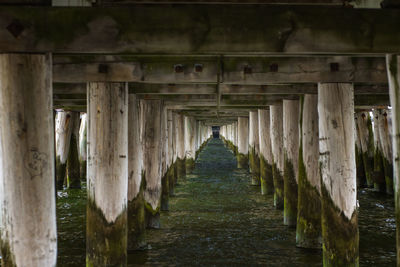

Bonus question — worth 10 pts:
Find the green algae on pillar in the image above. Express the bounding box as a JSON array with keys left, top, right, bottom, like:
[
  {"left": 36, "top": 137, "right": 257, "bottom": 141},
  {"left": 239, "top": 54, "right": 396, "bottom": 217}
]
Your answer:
[
  {"left": 378, "top": 109, "right": 394, "bottom": 195},
  {"left": 67, "top": 111, "right": 81, "bottom": 189},
  {"left": 249, "top": 111, "right": 260, "bottom": 185},
  {"left": 141, "top": 100, "right": 163, "bottom": 229},
  {"left": 283, "top": 100, "right": 299, "bottom": 227},
  {"left": 175, "top": 113, "right": 186, "bottom": 181},
  {"left": 127, "top": 94, "right": 146, "bottom": 250},
  {"left": 237, "top": 117, "right": 249, "bottom": 169},
  {"left": 386, "top": 54, "right": 400, "bottom": 264},
  {"left": 318, "top": 83, "right": 358, "bottom": 266},
  {"left": 296, "top": 95, "right": 322, "bottom": 249},
  {"left": 0, "top": 54, "right": 57, "bottom": 267},
  {"left": 354, "top": 120, "right": 367, "bottom": 188},
  {"left": 86, "top": 82, "right": 128, "bottom": 266},
  {"left": 270, "top": 104, "right": 284, "bottom": 210},
  {"left": 258, "top": 109, "right": 274, "bottom": 195}
]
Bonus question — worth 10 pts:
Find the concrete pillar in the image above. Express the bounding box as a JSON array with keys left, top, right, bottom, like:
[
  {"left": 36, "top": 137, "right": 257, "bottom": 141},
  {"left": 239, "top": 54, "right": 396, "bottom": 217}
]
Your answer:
[
  {"left": 66, "top": 111, "right": 81, "bottom": 189},
  {"left": 0, "top": 54, "right": 57, "bottom": 267},
  {"left": 378, "top": 109, "right": 394, "bottom": 195},
  {"left": 161, "top": 106, "right": 169, "bottom": 211},
  {"left": 237, "top": 117, "right": 249, "bottom": 169},
  {"left": 258, "top": 109, "right": 274, "bottom": 195},
  {"left": 270, "top": 104, "right": 284, "bottom": 210},
  {"left": 175, "top": 113, "right": 186, "bottom": 180},
  {"left": 296, "top": 95, "right": 322, "bottom": 249},
  {"left": 127, "top": 94, "right": 146, "bottom": 250},
  {"left": 354, "top": 117, "right": 367, "bottom": 188},
  {"left": 283, "top": 100, "right": 300, "bottom": 227},
  {"left": 318, "top": 83, "right": 358, "bottom": 266},
  {"left": 167, "top": 110, "right": 175, "bottom": 196},
  {"left": 184, "top": 116, "right": 196, "bottom": 174},
  {"left": 249, "top": 111, "right": 260, "bottom": 185},
  {"left": 55, "top": 111, "right": 73, "bottom": 189},
  {"left": 141, "top": 100, "right": 163, "bottom": 229},
  {"left": 372, "top": 109, "right": 386, "bottom": 192},
  {"left": 79, "top": 113, "right": 87, "bottom": 181},
  {"left": 86, "top": 82, "right": 128, "bottom": 266},
  {"left": 386, "top": 54, "right": 400, "bottom": 265},
  {"left": 355, "top": 111, "right": 374, "bottom": 187}
]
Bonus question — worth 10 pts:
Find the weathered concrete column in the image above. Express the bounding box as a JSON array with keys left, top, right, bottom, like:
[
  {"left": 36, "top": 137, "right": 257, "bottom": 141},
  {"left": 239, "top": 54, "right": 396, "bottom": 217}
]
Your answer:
[
  {"left": 127, "top": 95, "right": 146, "bottom": 251},
  {"left": 249, "top": 111, "right": 260, "bottom": 185},
  {"left": 175, "top": 113, "right": 186, "bottom": 180},
  {"left": 0, "top": 54, "right": 57, "bottom": 267},
  {"left": 259, "top": 109, "right": 274, "bottom": 195},
  {"left": 355, "top": 111, "right": 374, "bottom": 187},
  {"left": 184, "top": 116, "right": 196, "bottom": 174},
  {"left": 167, "top": 110, "right": 176, "bottom": 197},
  {"left": 270, "top": 104, "right": 284, "bottom": 210},
  {"left": 372, "top": 109, "right": 386, "bottom": 192},
  {"left": 378, "top": 109, "right": 394, "bottom": 195},
  {"left": 66, "top": 111, "right": 81, "bottom": 189},
  {"left": 86, "top": 82, "right": 128, "bottom": 266},
  {"left": 296, "top": 95, "right": 322, "bottom": 249},
  {"left": 354, "top": 118, "right": 367, "bottom": 188},
  {"left": 79, "top": 113, "right": 87, "bottom": 181},
  {"left": 141, "top": 100, "right": 163, "bottom": 229},
  {"left": 233, "top": 122, "right": 238, "bottom": 154},
  {"left": 283, "top": 100, "right": 299, "bottom": 227},
  {"left": 55, "top": 111, "right": 73, "bottom": 189},
  {"left": 318, "top": 83, "right": 358, "bottom": 266},
  {"left": 387, "top": 54, "right": 400, "bottom": 265},
  {"left": 161, "top": 106, "right": 169, "bottom": 211},
  {"left": 237, "top": 117, "right": 249, "bottom": 169}
]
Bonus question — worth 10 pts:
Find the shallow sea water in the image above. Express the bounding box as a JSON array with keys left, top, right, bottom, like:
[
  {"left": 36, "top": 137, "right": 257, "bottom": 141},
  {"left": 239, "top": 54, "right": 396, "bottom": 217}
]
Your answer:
[{"left": 57, "top": 138, "right": 396, "bottom": 266}]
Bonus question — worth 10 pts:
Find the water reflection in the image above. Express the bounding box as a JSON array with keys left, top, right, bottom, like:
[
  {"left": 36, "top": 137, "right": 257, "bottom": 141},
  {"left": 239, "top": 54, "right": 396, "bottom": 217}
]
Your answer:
[{"left": 56, "top": 138, "right": 396, "bottom": 266}]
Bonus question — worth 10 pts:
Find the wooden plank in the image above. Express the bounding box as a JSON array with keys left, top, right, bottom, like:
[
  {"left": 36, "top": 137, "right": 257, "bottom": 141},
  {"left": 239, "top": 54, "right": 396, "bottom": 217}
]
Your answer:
[{"left": 1, "top": 6, "right": 400, "bottom": 54}]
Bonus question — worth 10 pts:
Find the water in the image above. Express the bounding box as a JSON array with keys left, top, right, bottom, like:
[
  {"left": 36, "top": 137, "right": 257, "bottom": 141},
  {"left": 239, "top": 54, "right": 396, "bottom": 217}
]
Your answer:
[{"left": 57, "top": 138, "right": 396, "bottom": 266}]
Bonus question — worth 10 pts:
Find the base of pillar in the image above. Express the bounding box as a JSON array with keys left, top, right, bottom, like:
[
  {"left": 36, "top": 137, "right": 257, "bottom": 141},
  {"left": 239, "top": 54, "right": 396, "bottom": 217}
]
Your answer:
[
  {"left": 185, "top": 158, "right": 195, "bottom": 174},
  {"left": 146, "top": 211, "right": 161, "bottom": 229},
  {"left": 87, "top": 200, "right": 127, "bottom": 266},
  {"left": 237, "top": 153, "right": 248, "bottom": 169},
  {"left": 272, "top": 163, "right": 284, "bottom": 210},
  {"left": 176, "top": 158, "right": 186, "bottom": 181},
  {"left": 56, "top": 158, "right": 66, "bottom": 190},
  {"left": 284, "top": 158, "right": 298, "bottom": 227},
  {"left": 128, "top": 191, "right": 147, "bottom": 251},
  {"left": 251, "top": 176, "right": 260, "bottom": 186},
  {"left": 260, "top": 156, "right": 274, "bottom": 195}
]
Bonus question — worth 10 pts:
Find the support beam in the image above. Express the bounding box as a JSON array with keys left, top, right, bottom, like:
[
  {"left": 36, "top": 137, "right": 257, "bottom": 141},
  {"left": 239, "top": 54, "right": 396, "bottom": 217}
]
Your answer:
[
  {"left": 270, "top": 103, "right": 284, "bottom": 210},
  {"left": 174, "top": 113, "right": 186, "bottom": 180},
  {"left": 0, "top": 53, "right": 57, "bottom": 267},
  {"left": 79, "top": 113, "right": 87, "bottom": 180},
  {"left": 167, "top": 110, "right": 176, "bottom": 196},
  {"left": 86, "top": 82, "right": 128, "bottom": 266},
  {"left": 249, "top": 111, "right": 260, "bottom": 185},
  {"left": 237, "top": 117, "right": 249, "bottom": 169},
  {"left": 355, "top": 111, "right": 374, "bottom": 187},
  {"left": 296, "top": 94, "right": 322, "bottom": 248},
  {"left": 372, "top": 109, "right": 386, "bottom": 192},
  {"left": 66, "top": 111, "right": 81, "bottom": 188},
  {"left": 258, "top": 109, "right": 274, "bottom": 195},
  {"left": 283, "top": 99, "right": 299, "bottom": 227},
  {"left": 386, "top": 54, "right": 400, "bottom": 265},
  {"left": 127, "top": 94, "right": 146, "bottom": 250},
  {"left": 141, "top": 99, "right": 163, "bottom": 229},
  {"left": 1, "top": 6, "right": 400, "bottom": 54},
  {"left": 161, "top": 105, "right": 169, "bottom": 211},
  {"left": 377, "top": 109, "right": 394, "bottom": 195},
  {"left": 55, "top": 110, "right": 73, "bottom": 189},
  {"left": 318, "top": 83, "right": 358, "bottom": 266}
]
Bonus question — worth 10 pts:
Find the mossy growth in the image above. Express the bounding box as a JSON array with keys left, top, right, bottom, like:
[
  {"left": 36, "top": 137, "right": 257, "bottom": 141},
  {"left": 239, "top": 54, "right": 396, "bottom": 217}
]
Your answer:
[
  {"left": 176, "top": 157, "right": 186, "bottom": 181},
  {"left": 67, "top": 134, "right": 81, "bottom": 189},
  {"left": 321, "top": 184, "right": 359, "bottom": 267},
  {"left": 296, "top": 144, "right": 322, "bottom": 249},
  {"left": 373, "top": 147, "right": 386, "bottom": 193},
  {"left": 382, "top": 156, "right": 394, "bottom": 195},
  {"left": 56, "top": 155, "right": 67, "bottom": 190},
  {"left": 127, "top": 181, "right": 146, "bottom": 251},
  {"left": 237, "top": 153, "right": 249, "bottom": 169},
  {"left": 249, "top": 147, "right": 260, "bottom": 186},
  {"left": 185, "top": 158, "right": 196, "bottom": 175},
  {"left": 0, "top": 238, "right": 16, "bottom": 267},
  {"left": 283, "top": 156, "right": 298, "bottom": 227},
  {"left": 168, "top": 163, "right": 176, "bottom": 197},
  {"left": 355, "top": 145, "right": 366, "bottom": 188},
  {"left": 86, "top": 199, "right": 127, "bottom": 267},
  {"left": 260, "top": 155, "right": 274, "bottom": 195},
  {"left": 161, "top": 170, "right": 170, "bottom": 211},
  {"left": 272, "top": 162, "right": 284, "bottom": 210},
  {"left": 362, "top": 151, "right": 374, "bottom": 188}
]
